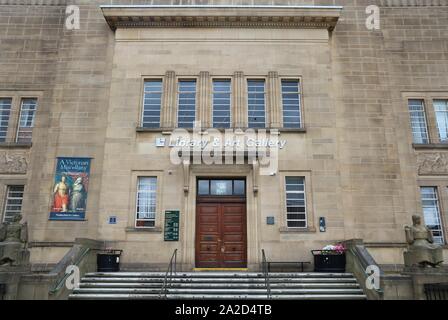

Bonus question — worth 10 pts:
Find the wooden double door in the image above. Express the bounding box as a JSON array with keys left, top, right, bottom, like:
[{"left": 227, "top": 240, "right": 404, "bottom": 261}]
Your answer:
[{"left": 195, "top": 198, "right": 247, "bottom": 268}]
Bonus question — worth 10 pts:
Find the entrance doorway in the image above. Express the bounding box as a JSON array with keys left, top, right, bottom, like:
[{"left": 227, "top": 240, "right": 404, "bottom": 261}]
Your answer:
[{"left": 195, "top": 178, "right": 247, "bottom": 268}]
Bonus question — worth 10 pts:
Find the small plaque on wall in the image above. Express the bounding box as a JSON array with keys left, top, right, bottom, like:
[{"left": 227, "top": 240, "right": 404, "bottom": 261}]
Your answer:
[{"left": 164, "top": 210, "right": 180, "bottom": 241}]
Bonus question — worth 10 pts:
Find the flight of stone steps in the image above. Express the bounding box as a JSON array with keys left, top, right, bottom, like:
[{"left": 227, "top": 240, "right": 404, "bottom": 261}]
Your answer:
[{"left": 68, "top": 271, "right": 366, "bottom": 300}]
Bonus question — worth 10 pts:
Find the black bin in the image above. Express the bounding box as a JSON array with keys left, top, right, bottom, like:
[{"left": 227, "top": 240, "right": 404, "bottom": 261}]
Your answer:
[
  {"left": 97, "top": 250, "right": 122, "bottom": 272},
  {"left": 311, "top": 250, "right": 346, "bottom": 272}
]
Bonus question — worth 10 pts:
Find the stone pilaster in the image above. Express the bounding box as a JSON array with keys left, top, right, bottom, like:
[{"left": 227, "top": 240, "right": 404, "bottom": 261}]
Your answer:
[
  {"left": 233, "top": 71, "right": 246, "bottom": 128},
  {"left": 161, "top": 70, "right": 176, "bottom": 128},
  {"left": 267, "top": 71, "right": 281, "bottom": 128},
  {"left": 198, "top": 71, "right": 211, "bottom": 128}
]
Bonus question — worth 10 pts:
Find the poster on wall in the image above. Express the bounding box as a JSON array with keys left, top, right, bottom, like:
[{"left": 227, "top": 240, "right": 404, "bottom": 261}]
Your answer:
[{"left": 49, "top": 157, "right": 91, "bottom": 221}]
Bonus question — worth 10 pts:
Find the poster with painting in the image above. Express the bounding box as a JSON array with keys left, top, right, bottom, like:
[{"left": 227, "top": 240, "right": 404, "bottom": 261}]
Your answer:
[{"left": 49, "top": 157, "right": 91, "bottom": 221}]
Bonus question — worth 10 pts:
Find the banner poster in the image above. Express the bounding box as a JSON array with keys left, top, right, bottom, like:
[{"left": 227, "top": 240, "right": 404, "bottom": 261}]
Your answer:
[{"left": 49, "top": 157, "right": 91, "bottom": 221}]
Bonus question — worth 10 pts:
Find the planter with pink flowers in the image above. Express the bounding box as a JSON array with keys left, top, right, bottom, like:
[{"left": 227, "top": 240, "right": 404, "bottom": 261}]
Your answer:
[{"left": 311, "top": 244, "right": 346, "bottom": 272}]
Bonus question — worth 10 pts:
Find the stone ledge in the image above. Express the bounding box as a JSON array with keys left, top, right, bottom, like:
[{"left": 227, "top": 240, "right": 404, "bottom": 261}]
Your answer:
[
  {"left": 0, "top": 142, "right": 32, "bottom": 149},
  {"left": 0, "top": 0, "right": 67, "bottom": 5},
  {"left": 101, "top": 5, "right": 342, "bottom": 31},
  {"left": 413, "top": 143, "right": 448, "bottom": 149},
  {"left": 380, "top": 0, "right": 448, "bottom": 6},
  {"left": 279, "top": 226, "right": 316, "bottom": 233},
  {"left": 125, "top": 226, "right": 163, "bottom": 233}
]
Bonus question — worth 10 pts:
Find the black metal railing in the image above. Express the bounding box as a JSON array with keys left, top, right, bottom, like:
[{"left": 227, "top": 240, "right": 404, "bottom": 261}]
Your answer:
[
  {"left": 261, "top": 249, "right": 271, "bottom": 299},
  {"left": 424, "top": 283, "right": 448, "bottom": 300},
  {"left": 160, "top": 249, "right": 178, "bottom": 299}
]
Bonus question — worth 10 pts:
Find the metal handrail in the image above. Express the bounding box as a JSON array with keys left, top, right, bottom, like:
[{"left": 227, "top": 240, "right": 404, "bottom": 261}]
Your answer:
[
  {"left": 261, "top": 249, "right": 271, "bottom": 299},
  {"left": 160, "top": 248, "right": 178, "bottom": 299}
]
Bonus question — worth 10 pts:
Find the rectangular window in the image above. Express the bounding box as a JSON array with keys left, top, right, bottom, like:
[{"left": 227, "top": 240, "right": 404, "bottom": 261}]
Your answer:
[
  {"left": 420, "top": 187, "right": 444, "bottom": 244},
  {"left": 2, "top": 185, "right": 24, "bottom": 223},
  {"left": 135, "top": 177, "right": 157, "bottom": 228},
  {"left": 281, "top": 80, "right": 301, "bottom": 128},
  {"left": 408, "top": 99, "right": 429, "bottom": 144},
  {"left": 16, "top": 98, "right": 37, "bottom": 143},
  {"left": 247, "top": 79, "right": 266, "bottom": 128},
  {"left": 285, "top": 177, "right": 307, "bottom": 228},
  {"left": 212, "top": 80, "right": 231, "bottom": 128},
  {"left": 0, "top": 98, "right": 12, "bottom": 142},
  {"left": 434, "top": 99, "right": 448, "bottom": 142},
  {"left": 177, "top": 80, "right": 196, "bottom": 128},
  {"left": 142, "top": 80, "right": 162, "bottom": 128}
]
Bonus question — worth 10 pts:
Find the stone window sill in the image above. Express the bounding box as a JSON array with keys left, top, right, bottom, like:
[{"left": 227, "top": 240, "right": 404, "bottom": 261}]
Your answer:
[
  {"left": 136, "top": 127, "right": 306, "bottom": 134},
  {"left": 125, "top": 226, "right": 162, "bottom": 233},
  {"left": 0, "top": 142, "right": 32, "bottom": 148},
  {"left": 279, "top": 226, "right": 316, "bottom": 233},
  {"left": 413, "top": 143, "right": 448, "bottom": 149}
]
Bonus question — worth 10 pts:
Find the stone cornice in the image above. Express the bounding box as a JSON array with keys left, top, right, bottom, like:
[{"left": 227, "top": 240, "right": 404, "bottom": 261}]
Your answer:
[
  {"left": 380, "top": 0, "right": 448, "bottom": 6},
  {"left": 0, "top": 0, "right": 66, "bottom": 5},
  {"left": 100, "top": 5, "right": 342, "bottom": 31}
]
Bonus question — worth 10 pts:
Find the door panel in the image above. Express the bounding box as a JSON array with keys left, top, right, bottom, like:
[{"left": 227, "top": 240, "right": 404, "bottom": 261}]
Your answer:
[{"left": 196, "top": 202, "right": 247, "bottom": 268}]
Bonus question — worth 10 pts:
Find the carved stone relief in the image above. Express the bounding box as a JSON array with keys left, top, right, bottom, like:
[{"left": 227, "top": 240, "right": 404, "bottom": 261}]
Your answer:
[
  {"left": 0, "top": 152, "right": 28, "bottom": 174},
  {"left": 417, "top": 153, "right": 448, "bottom": 175}
]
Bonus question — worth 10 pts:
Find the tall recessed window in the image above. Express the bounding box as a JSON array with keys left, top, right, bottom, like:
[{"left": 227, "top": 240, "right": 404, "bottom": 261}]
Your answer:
[
  {"left": 281, "top": 79, "right": 301, "bottom": 128},
  {"left": 285, "top": 177, "right": 307, "bottom": 228},
  {"left": 16, "top": 98, "right": 37, "bottom": 143},
  {"left": 434, "top": 99, "right": 448, "bottom": 142},
  {"left": 2, "top": 185, "right": 24, "bottom": 223},
  {"left": 142, "top": 80, "right": 162, "bottom": 128},
  {"left": 136, "top": 177, "right": 157, "bottom": 228},
  {"left": 0, "top": 98, "right": 12, "bottom": 142},
  {"left": 212, "top": 79, "right": 231, "bottom": 128},
  {"left": 408, "top": 99, "right": 429, "bottom": 144},
  {"left": 247, "top": 79, "right": 266, "bottom": 128},
  {"left": 177, "top": 80, "right": 196, "bottom": 128},
  {"left": 420, "top": 187, "right": 444, "bottom": 244}
]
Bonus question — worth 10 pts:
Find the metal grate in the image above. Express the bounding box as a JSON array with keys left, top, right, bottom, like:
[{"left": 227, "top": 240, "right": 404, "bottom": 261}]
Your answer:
[{"left": 424, "top": 283, "right": 448, "bottom": 300}]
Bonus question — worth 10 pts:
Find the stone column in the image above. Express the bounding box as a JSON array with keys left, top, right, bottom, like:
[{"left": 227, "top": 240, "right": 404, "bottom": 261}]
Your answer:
[
  {"left": 233, "top": 71, "right": 247, "bottom": 128},
  {"left": 198, "top": 71, "right": 211, "bottom": 128},
  {"left": 161, "top": 70, "right": 176, "bottom": 128},
  {"left": 267, "top": 71, "right": 281, "bottom": 128}
]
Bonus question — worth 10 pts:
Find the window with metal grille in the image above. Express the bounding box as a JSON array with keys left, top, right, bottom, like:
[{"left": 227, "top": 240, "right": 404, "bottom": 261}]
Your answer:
[
  {"left": 177, "top": 80, "right": 196, "bottom": 128},
  {"left": 408, "top": 99, "right": 429, "bottom": 144},
  {"left": 285, "top": 177, "right": 307, "bottom": 228},
  {"left": 16, "top": 98, "right": 37, "bottom": 143},
  {"left": 281, "top": 80, "right": 301, "bottom": 128},
  {"left": 434, "top": 99, "right": 448, "bottom": 142},
  {"left": 0, "top": 98, "right": 12, "bottom": 142},
  {"left": 420, "top": 187, "right": 445, "bottom": 244},
  {"left": 247, "top": 80, "right": 266, "bottom": 128},
  {"left": 142, "top": 80, "right": 162, "bottom": 128},
  {"left": 212, "top": 80, "right": 231, "bottom": 128},
  {"left": 136, "top": 177, "right": 157, "bottom": 228},
  {"left": 2, "top": 185, "right": 24, "bottom": 223}
]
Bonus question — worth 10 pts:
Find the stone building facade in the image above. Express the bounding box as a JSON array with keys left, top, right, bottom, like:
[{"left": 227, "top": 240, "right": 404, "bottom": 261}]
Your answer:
[{"left": 0, "top": 0, "right": 447, "bottom": 272}]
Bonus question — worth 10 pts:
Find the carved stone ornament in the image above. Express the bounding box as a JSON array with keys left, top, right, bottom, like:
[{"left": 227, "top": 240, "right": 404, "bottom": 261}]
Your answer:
[
  {"left": 417, "top": 153, "right": 448, "bottom": 175},
  {"left": 0, "top": 152, "right": 28, "bottom": 174}
]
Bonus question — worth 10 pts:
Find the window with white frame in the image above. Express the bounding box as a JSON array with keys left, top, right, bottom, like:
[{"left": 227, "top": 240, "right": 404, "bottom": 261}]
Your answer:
[
  {"left": 281, "top": 79, "right": 301, "bottom": 128},
  {"left": 2, "top": 185, "right": 24, "bottom": 223},
  {"left": 16, "top": 98, "right": 37, "bottom": 143},
  {"left": 0, "top": 98, "right": 12, "bottom": 142},
  {"left": 408, "top": 99, "right": 429, "bottom": 144},
  {"left": 135, "top": 177, "right": 157, "bottom": 228},
  {"left": 247, "top": 79, "right": 266, "bottom": 128},
  {"left": 420, "top": 187, "right": 445, "bottom": 244},
  {"left": 142, "top": 80, "right": 162, "bottom": 128},
  {"left": 434, "top": 99, "right": 448, "bottom": 142},
  {"left": 285, "top": 177, "right": 307, "bottom": 228},
  {"left": 177, "top": 80, "right": 196, "bottom": 128},
  {"left": 212, "top": 79, "right": 231, "bottom": 128}
]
